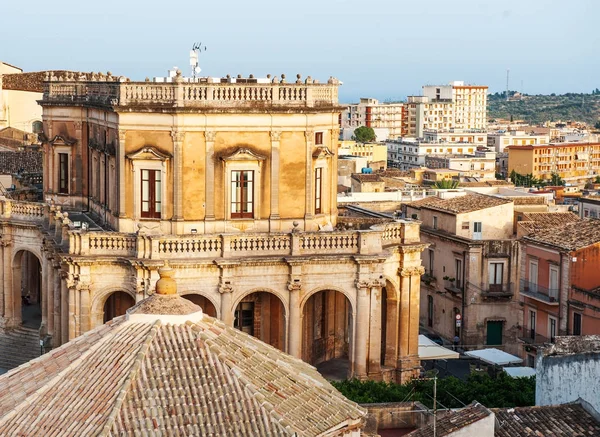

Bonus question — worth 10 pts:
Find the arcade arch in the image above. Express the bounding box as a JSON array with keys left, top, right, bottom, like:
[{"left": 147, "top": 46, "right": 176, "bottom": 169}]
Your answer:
[{"left": 233, "top": 291, "right": 286, "bottom": 352}]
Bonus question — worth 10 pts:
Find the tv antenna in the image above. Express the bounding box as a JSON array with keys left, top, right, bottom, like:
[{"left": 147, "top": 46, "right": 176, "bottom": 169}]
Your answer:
[{"left": 190, "top": 42, "right": 207, "bottom": 79}]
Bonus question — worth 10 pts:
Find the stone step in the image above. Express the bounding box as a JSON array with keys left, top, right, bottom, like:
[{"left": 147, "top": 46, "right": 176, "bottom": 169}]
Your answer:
[{"left": 0, "top": 326, "right": 41, "bottom": 370}]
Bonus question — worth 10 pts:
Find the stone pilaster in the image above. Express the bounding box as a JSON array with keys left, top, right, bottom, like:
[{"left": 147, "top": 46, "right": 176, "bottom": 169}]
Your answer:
[
  {"left": 45, "top": 257, "right": 55, "bottom": 337},
  {"left": 218, "top": 282, "right": 234, "bottom": 326},
  {"left": 79, "top": 285, "right": 90, "bottom": 334},
  {"left": 304, "top": 130, "right": 314, "bottom": 223},
  {"left": 117, "top": 129, "right": 127, "bottom": 218},
  {"left": 397, "top": 266, "right": 424, "bottom": 383},
  {"left": 269, "top": 130, "right": 282, "bottom": 228},
  {"left": 60, "top": 271, "right": 69, "bottom": 345},
  {"left": 53, "top": 262, "right": 61, "bottom": 345},
  {"left": 287, "top": 280, "right": 302, "bottom": 358},
  {"left": 171, "top": 130, "right": 185, "bottom": 227},
  {"left": 354, "top": 279, "right": 370, "bottom": 379},
  {"left": 204, "top": 131, "right": 216, "bottom": 226},
  {"left": 367, "top": 279, "right": 385, "bottom": 378}
]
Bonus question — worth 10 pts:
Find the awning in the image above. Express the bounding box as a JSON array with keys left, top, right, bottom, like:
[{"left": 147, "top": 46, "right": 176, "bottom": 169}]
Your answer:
[
  {"left": 418, "top": 335, "right": 459, "bottom": 360},
  {"left": 503, "top": 366, "right": 536, "bottom": 378},
  {"left": 465, "top": 348, "right": 523, "bottom": 366}
]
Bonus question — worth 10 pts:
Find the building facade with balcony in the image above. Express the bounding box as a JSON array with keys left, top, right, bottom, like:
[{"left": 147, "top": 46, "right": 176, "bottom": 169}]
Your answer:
[
  {"left": 518, "top": 219, "right": 600, "bottom": 365},
  {"left": 405, "top": 192, "right": 522, "bottom": 355},
  {"left": 341, "top": 98, "right": 406, "bottom": 140},
  {"left": 507, "top": 142, "right": 600, "bottom": 184},
  {"left": 0, "top": 71, "right": 427, "bottom": 383}
]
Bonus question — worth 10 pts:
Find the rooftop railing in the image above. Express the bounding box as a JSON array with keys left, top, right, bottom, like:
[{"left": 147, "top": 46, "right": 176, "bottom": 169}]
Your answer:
[{"left": 42, "top": 72, "right": 341, "bottom": 109}]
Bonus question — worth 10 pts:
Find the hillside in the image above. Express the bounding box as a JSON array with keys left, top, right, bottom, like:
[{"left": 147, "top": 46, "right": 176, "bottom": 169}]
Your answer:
[{"left": 488, "top": 91, "right": 600, "bottom": 126}]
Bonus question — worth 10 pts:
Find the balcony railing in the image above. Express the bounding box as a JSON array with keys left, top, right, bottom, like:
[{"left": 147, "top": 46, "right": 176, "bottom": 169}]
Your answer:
[
  {"left": 481, "top": 283, "right": 513, "bottom": 298},
  {"left": 520, "top": 279, "right": 559, "bottom": 305},
  {"left": 519, "top": 328, "right": 552, "bottom": 346}
]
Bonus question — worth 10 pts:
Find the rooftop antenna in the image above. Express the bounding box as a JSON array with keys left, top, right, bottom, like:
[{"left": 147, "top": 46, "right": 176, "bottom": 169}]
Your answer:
[{"left": 190, "top": 42, "right": 207, "bottom": 79}]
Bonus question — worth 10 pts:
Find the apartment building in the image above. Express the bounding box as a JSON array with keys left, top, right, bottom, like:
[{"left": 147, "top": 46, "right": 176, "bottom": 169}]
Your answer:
[
  {"left": 488, "top": 131, "right": 550, "bottom": 153},
  {"left": 507, "top": 142, "right": 600, "bottom": 183},
  {"left": 425, "top": 152, "right": 497, "bottom": 180},
  {"left": 422, "top": 81, "right": 488, "bottom": 131},
  {"left": 339, "top": 140, "right": 388, "bottom": 162},
  {"left": 519, "top": 219, "right": 600, "bottom": 365},
  {"left": 406, "top": 193, "right": 522, "bottom": 354},
  {"left": 579, "top": 196, "right": 600, "bottom": 219},
  {"left": 341, "top": 98, "right": 405, "bottom": 140},
  {"left": 404, "top": 96, "right": 455, "bottom": 138},
  {"left": 387, "top": 137, "right": 483, "bottom": 170}
]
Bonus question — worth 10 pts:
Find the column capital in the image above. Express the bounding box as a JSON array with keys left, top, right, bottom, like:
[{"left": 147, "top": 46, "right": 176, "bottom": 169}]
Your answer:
[
  {"left": 171, "top": 130, "right": 185, "bottom": 143},
  {"left": 205, "top": 130, "right": 217, "bottom": 142},
  {"left": 399, "top": 266, "right": 425, "bottom": 277},
  {"left": 73, "top": 121, "right": 83, "bottom": 131},
  {"left": 218, "top": 283, "right": 234, "bottom": 294},
  {"left": 118, "top": 129, "right": 127, "bottom": 142},
  {"left": 270, "top": 130, "right": 282, "bottom": 142},
  {"left": 305, "top": 129, "right": 315, "bottom": 141},
  {"left": 0, "top": 239, "right": 12, "bottom": 248}
]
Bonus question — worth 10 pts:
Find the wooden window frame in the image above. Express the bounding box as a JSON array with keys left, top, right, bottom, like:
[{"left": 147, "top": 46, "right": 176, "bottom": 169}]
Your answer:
[
  {"left": 315, "top": 167, "right": 322, "bottom": 214},
  {"left": 140, "top": 169, "right": 161, "bottom": 219},
  {"left": 231, "top": 170, "right": 254, "bottom": 219},
  {"left": 58, "top": 153, "right": 69, "bottom": 194},
  {"left": 315, "top": 132, "right": 324, "bottom": 145}
]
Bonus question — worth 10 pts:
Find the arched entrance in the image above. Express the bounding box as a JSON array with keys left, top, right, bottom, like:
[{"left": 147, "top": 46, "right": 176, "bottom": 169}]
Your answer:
[
  {"left": 233, "top": 292, "right": 285, "bottom": 352},
  {"left": 182, "top": 294, "right": 217, "bottom": 317},
  {"left": 103, "top": 291, "right": 135, "bottom": 323},
  {"left": 302, "top": 289, "right": 352, "bottom": 379},
  {"left": 13, "top": 250, "right": 42, "bottom": 329}
]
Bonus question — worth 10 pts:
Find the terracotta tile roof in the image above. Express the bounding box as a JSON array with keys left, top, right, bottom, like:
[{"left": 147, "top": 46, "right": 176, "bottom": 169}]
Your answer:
[
  {"left": 524, "top": 218, "right": 600, "bottom": 251},
  {"left": 518, "top": 212, "right": 580, "bottom": 234},
  {"left": 493, "top": 403, "right": 600, "bottom": 437},
  {"left": 352, "top": 173, "right": 383, "bottom": 183},
  {"left": 0, "top": 151, "right": 43, "bottom": 174},
  {"left": 413, "top": 193, "right": 512, "bottom": 215},
  {"left": 0, "top": 310, "right": 365, "bottom": 436},
  {"left": 511, "top": 196, "right": 547, "bottom": 205},
  {"left": 406, "top": 195, "right": 447, "bottom": 209},
  {"left": 407, "top": 402, "right": 492, "bottom": 437},
  {"left": 460, "top": 180, "right": 513, "bottom": 187}
]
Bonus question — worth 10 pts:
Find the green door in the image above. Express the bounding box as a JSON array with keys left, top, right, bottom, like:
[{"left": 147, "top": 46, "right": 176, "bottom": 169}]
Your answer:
[{"left": 486, "top": 321, "right": 503, "bottom": 346}]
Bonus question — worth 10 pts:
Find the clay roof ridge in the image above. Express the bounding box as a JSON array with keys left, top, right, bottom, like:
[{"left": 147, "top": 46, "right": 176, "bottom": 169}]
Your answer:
[
  {"left": 0, "top": 319, "right": 128, "bottom": 430},
  {"left": 100, "top": 319, "right": 162, "bottom": 436}
]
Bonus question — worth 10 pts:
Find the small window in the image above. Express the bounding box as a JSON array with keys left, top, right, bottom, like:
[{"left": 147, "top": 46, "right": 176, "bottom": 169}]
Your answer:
[
  {"left": 433, "top": 216, "right": 438, "bottom": 229},
  {"left": 573, "top": 312, "right": 582, "bottom": 335},
  {"left": 489, "top": 262, "right": 504, "bottom": 292},
  {"left": 58, "top": 153, "right": 69, "bottom": 194},
  {"left": 462, "top": 222, "right": 470, "bottom": 230},
  {"left": 315, "top": 132, "right": 324, "bottom": 145}
]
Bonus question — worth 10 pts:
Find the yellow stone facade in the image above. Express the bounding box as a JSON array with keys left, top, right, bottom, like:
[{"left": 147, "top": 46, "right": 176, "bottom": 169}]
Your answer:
[{"left": 0, "top": 71, "right": 426, "bottom": 383}]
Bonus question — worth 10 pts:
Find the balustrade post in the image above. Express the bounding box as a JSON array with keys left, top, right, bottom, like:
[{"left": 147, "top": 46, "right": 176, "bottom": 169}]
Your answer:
[
  {"left": 291, "top": 232, "right": 300, "bottom": 256},
  {"left": 221, "top": 235, "right": 231, "bottom": 258},
  {"left": 2, "top": 200, "right": 11, "bottom": 218},
  {"left": 358, "top": 230, "right": 383, "bottom": 255}
]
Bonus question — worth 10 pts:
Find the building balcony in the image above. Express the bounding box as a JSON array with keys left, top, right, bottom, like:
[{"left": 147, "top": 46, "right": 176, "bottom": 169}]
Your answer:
[
  {"left": 0, "top": 200, "right": 416, "bottom": 261},
  {"left": 443, "top": 278, "right": 463, "bottom": 295},
  {"left": 481, "top": 283, "right": 513, "bottom": 298},
  {"left": 519, "top": 280, "right": 559, "bottom": 305},
  {"left": 519, "top": 329, "right": 552, "bottom": 346}
]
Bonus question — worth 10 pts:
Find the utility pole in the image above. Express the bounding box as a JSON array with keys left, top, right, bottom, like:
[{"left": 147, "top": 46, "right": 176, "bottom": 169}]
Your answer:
[{"left": 433, "top": 370, "right": 438, "bottom": 437}]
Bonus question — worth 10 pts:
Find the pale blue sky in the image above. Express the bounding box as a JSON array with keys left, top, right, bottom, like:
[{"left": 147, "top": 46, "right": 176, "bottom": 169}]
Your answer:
[{"left": 1, "top": 0, "right": 597, "bottom": 103}]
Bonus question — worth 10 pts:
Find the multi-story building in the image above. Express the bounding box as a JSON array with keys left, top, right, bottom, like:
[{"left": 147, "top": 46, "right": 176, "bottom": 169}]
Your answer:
[
  {"left": 405, "top": 193, "right": 522, "bottom": 354},
  {"left": 404, "top": 96, "right": 454, "bottom": 138},
  {"left": 488, "top": 130, "right": 549, "bottom": 153},
  {"left": 387, "top": 138, "right": 482, "bottom": 170},
  {"left": 518, "top": 219, "right": 600, "bottom": 365},
  {"left": 425, "top": 151, "right": 496, "bottom": 180},
  {"left": 341, "top": 98, "right": 405, "bottom": 140},
  {"left": 0, "top": 70, "right": 427, "bottom": 383},
  {"left": 579, "top": 196, "right": 600, "bottom": 219},
  {"left": 507, "top": 142, "right": 600, "bottom": 183},
  {"left": 422, "top": 81, "right": 488, "bottom": 131},
  {"left": 339, "top": 140, "right": 388, "bottom": 162}
]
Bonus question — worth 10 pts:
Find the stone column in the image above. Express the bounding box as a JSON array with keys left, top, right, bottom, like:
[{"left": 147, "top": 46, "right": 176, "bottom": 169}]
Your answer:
[
  {"left": 171, "top": 130, "right": 185, "bottom": 228},
  {"left": 79, "top": 286, "right": 90, "bottom": 335},
  {"left": 46, "top": 258, "right": 55, "bottom": 337},
  {"left": 367, "top": 280, "right": 384, "bottom": 377},
  {"left": 204, "top": 131, "right": 216, "bottom": 227},
  {"left": 0, "top": 241, "right": 5, "bottom": 320},
  {"left": 398, "top": 269, "right": 412, "bottom": 360},
  {"left": 354, "top": 280, "right": 370, "bottom": 379},
  {"left": 11, "top": 256, "right": 22, "bottom": 326},
  {"left": 408, "top": 271, "right": 423, "bottom": 358},
  {"left": 117, "top": 129, "right": 127, "bottom": 218},
  {"left": 3, "top": 241, "right": 13, "bottom": 324},
  {"left": 269, "top": 131, "right": 282, "bottom": 228},
  {"left": 397, "top": 266, "right": 423, "bottom": 383},
  {"left": 40, "top": 251, "right": 48, "bottom": 336},
  {"left": 68, "top": 284, "right": 76, "bottom": 340},
  {"left": 287, "top": 281, "right": 302, "bottom": 359},
  {"left": 60, "top": 272, "right": 69, "bottom": 345},
  {"left": 219, "top": 284, "right": 234, "bottom": 326},
  {"left": 304, "top": 130, "right": 314, "bottom": 224},
  {"left": 384, "top": 296, "right": 399, "bottom": 367},
  {"left": 53, "top": 263, "right": 61, "bottom": 345}
]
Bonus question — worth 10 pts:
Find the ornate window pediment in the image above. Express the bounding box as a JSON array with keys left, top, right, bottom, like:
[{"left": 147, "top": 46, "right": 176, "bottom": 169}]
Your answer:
[
  {"left": 40, "top": 133, "right": 77, "bottom": 146},
  {"left": 126, "top": 146, "right": 171, "bottom": 161},
  {"left": 219, "top": 147, "right": 267, "bottom": 162},
  {"left": 312, "top": 146, "right": 334, "bottom": 159}
]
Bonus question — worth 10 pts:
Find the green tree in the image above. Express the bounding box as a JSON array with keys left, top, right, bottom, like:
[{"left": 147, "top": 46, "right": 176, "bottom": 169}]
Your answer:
[
  {"left": 550, "top": 172, "right": 565, "bottom": 186},
  {"left": 433, "top": 179, "right": 459, "bottom": 189},
  {"left": 353, "top": 126, "right": 376, "bottom": 143},
  {"left": 595, "top": 176, "right": 600, "bottom": 184},
  {"left": 594, "top": 120, "right": 600, "bottom": 130}
]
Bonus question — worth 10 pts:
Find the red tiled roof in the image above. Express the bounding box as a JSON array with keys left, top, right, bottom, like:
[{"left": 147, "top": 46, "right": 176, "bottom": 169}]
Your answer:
[
  {"left": 0, "top": 306, "right": 365, "bottom": 436},
  {"left": 407, "top": 402, "right": 492, "bottom": 437},
  {"left": 524, "top": 218, "right": 600, "bottom": 251},
  {"left": 410, "top": 193, "right": 512, "bottom": 215}
]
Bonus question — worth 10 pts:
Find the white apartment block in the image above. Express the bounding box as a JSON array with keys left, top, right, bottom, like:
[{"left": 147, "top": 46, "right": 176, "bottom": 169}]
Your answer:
[
  {"left": 387, "top": 138, "right": 483, "bottom": 171},
  {"left": 425, "top": 151, "right": 497, "bottom": 180},
  {"left": 341, "top": 98, "right": 405, "bottom": 140},
  {"left": 488, "top": 130, "right": 550, "bottom": 153},
  {"left": 405, "top": 96, "right": 454, "bottom": 138},
  {"left": 422, "top": 81, "right": 488, "bottom": 131}
]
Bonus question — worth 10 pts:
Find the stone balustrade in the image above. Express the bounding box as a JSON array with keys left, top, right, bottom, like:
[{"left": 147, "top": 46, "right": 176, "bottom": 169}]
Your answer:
[
  {"left": 0, "top": 199, "right": 46, "bottom": 220},
  {"left": 43, "top": 77, "right": 340, "bottom": 109}
]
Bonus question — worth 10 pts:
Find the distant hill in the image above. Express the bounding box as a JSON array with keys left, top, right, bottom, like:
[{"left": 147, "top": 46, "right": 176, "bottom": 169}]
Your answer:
[{"left": 488, "top": 91, "right": 600, "bottom": 126}]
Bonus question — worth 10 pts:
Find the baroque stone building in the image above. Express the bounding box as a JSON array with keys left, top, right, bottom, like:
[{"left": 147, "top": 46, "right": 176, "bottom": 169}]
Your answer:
[{"left": 0, "top": 70, "right": 425, "bottom": 382}]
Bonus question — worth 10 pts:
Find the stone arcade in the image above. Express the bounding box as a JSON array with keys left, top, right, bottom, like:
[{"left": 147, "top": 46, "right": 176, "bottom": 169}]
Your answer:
[{"left": 0, "top": 70, "right": 425, "bottom": 382}]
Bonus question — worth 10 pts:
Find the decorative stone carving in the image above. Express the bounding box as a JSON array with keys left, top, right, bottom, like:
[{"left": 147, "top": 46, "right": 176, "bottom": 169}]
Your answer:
[
  {"left": 218, "top": 282, "right": 234, "bottom": 294},
  {"left": 399, "top": 266, "right": 425, "bottom": 277},
  {"left": 171, "top": 130, "right": 185, "bottom": 143},
  {"left": 205, "top": 131, "right": 217, "bottom": 142},
  {"left": 118, "top": 130, "right": 127, "bottom": 143},
  {"left": 287, "top": 279, "right": 302, "bottom": 291},
  {"left": 356, "top": 279, "right": 370, "bottom": 289},
  {"left": 73, "top": 121, "right": 83, "bottom": 130},
  {"left": 305, "top": 130, "right": 315, "bottom": 141},
  {"left": 270, "top": 131, "right": 282, "bottom": 142}
]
